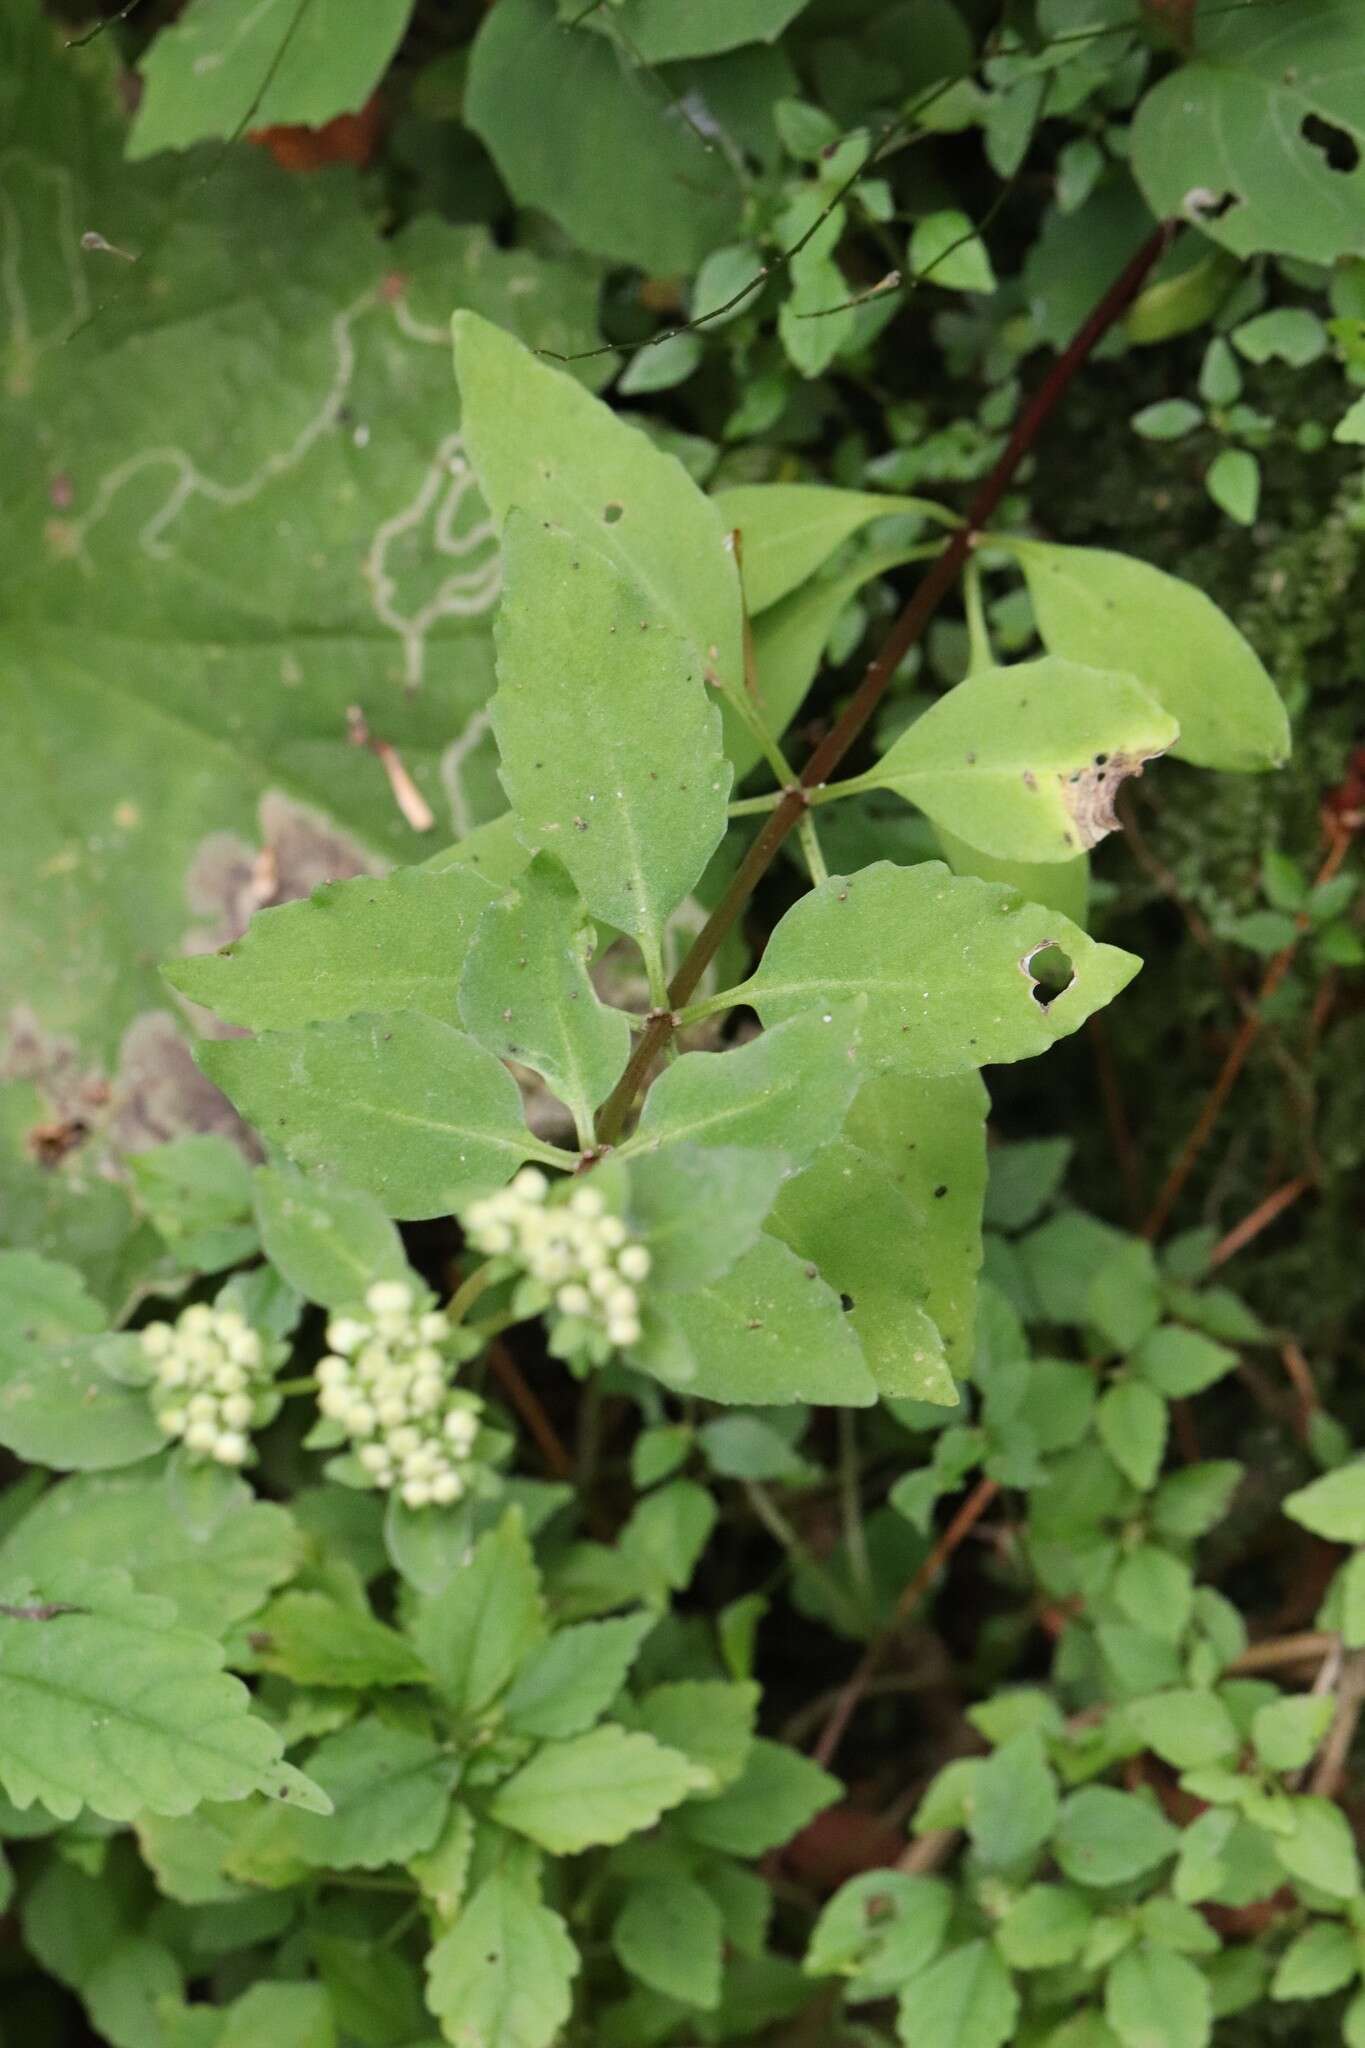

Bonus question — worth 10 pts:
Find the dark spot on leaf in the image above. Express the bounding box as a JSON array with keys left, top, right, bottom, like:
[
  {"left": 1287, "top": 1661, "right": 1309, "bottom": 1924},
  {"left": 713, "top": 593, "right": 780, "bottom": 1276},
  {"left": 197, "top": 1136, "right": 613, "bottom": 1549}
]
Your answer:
[
  {"left": 604, "top": 501, "right": 624, "bottom": 523},
  {"left": 934, "top": 1185, "right": 948, "bottom": 1199},
  {"left": 1301, "top": 112, "right": 1360, "bottom": 173},
  {"left": 838, "top": 1292, "right": 854, "bottom": 1312}
]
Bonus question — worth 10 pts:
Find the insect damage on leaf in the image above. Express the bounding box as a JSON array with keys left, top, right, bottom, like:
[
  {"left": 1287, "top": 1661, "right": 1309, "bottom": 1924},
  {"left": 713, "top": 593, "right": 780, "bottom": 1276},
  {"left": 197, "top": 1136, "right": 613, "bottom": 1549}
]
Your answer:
[{"left": 1060, "top": 747, "right": 1161, "bottom": 850}]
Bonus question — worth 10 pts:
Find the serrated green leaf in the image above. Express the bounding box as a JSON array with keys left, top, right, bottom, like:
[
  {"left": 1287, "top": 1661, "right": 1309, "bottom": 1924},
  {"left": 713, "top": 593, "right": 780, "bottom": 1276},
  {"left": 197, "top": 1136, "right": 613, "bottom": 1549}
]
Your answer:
[
  {"left": 1270, "top": 1920, "right": 1360, "bottom": 2000},
  {"left": 414, "top": 1512, "right": 546, "bottom": 1721},
  {"left": 489, "top": 1724, "right": 700, "bottom": 1853},
  {"left": 425, "top": 1869, "right": 578, "bottom": 2048},
  {"left": 1128, "top": 1689, "right": 1240, "bottom": 1770},
  {"left": 613, "top": 1874, "right": 724, "bottom": 2008},
  {"left": 1283, "top": 1461, "right": 1365, "bottom": 1543},
  {"left": 631, "top": 1006, "right": 864, "bottom": 1165},
  {"left": 1114, "top": 1547, "right": 1194, "bottom": 1643},
  {"left": 1131, "top": 1, "right": 1365, "bottom": 266},
  {"left": 0, "top": 1332, "right": 164, "bottom": 1472},
  {"left": 626, "top": 1144, "right": 789, "bottom": 1292},
  {"left": 630, "top": 1679, "right": 759, "bottom": 1794},
  {"left": 768, "top": 1138, "right": 954, "bottom": 1403},
  {"left": 252, "top": 1590, "right": 427, "bottom": 1690},
  {"left": 1054, "top": 1787, "right": 1179, "bottom": 1889},
  {"left": 0, "top": 1467, "right": 300, "bottom": 1638},
  {"left": 1131, "top": 1327, "right": 1238, "bottom": 1398},
  {"left": 676, "top": 1737, "right": 837, "bottom": 1856},
  {"left": 1105, "top": 1941, "right": 1211, "bottom": 2048},
  {"left": 968, "top": 1732, "right": 1059, "bottom": 1870},
  {"left": 458, "top": 856, "right": 631, "bottom": 1139},
  {"left": 269, "top": 1717, "right": 455, "bottom": 1872},
  {"left": 867, "top": 660, "right": 1177, "bottom": 862},
  {"left": 466, "top": 0, "right": 741, "bottom": 274},
  {"left": 0, "top": 1564, "right": 288, "bottom": 1822},
  {"left": 166, "top": 869, "right": 499, "bottom": 1033},
  {"left": 1251, "top": 1694, "right": 1335, "bottom": 1774},
  {"left": 735, "top": 862, "right": 1139, "bottom": 1075},
  {"left": 996, "top": 1885, "right": 1094, "bottom": 1971},
  {"left": 634, "top": 1233, "right": 878, "bottom": 1407},
  {"left": 1096, "top": 1380, "right": 1167, "bottom": 1492},
  {"left": 130, "top": 0, "right": 413, "bottom": 154},
  {"left": 202, "top": 1012, "right": 547, "bottom": 1221},
  {"left": 1007, "top": 540, "right": 1288, "bottom": 772},
  {"left": 503, "top": 1612, "right": 653, "bottom": 1740},
  {"left": 714, "top": 483, "right": 946, "bottom": 615},
  {"left": 313, "top": 1933, "right": 430, "bottom": 2048},
  {"left": 806, "top": 1871, "right": 952, "bottom": 1995},
  {"left": 490, "top": 515, "right": 731, "bottom": 955},
  {"left": 126, "top": 1134, "right": 255, "bottom": 1268},
  {"left": 896, "top": 1938, "right": 1019, "bottom": 2048},
  {"left": 453, "top": 310, "right": 741, "bottom": 695},
  {"left": 252, "top": 1166, "right": 412, "bottom": 1310},
  {"left": 1152, "top": 1463, "right": 1243, "bottom": 1542},
  {"left": 1274, "top": 1794, "right": 1361, "bottom": 1899}
]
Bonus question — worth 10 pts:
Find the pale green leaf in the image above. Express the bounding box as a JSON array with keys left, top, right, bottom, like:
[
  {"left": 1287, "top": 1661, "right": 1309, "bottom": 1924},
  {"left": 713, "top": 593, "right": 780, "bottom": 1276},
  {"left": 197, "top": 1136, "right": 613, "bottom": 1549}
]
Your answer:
[
  {"left": 634, "top": 1233, "right": 879, "bottom": 1407},
  {"left": 714, "top": 483, "right": 946, "bottom": 615},
  {"left": 458, "top": 856, "right": 631, "bottom": 1138},
  {"left": 0, "top": 1333, "right": 164, "bottom": 1472},
  {"left": 413, "top": 1512, "right": 546, "bottom": 1721},
  {"left": 1127, "top": 1690, "right": 1240, "bottom": 1770},
  {"left": 996, "top": 1885, "right": 1094, "bottom": 1971},
  {"left": 1096, "top": 1380, "right": 1168, "bottom": 1492},
  {"left": 0, "top": 1467, "right": 300, "bottom": 1638},
  {"left": 581, "top": 0, "right": 809, "bottom": 61},
  {"left": 910, "top": 209, "right": 997, "bottom": 292},
  {"left": 968, "top": 1732, "right": 1059, "bottom": 1870},
  {"left": 806, "top": 1871, "right": 952, "bottom": 1994},
  {"left": 895, "top": 1938, "right": 1019, "bottom": 2048},
  {"left": 1007, "top": 540, "right": 1289, "bottom": 771},
  {"left": 1274, "top": 1794, "right": 1361, "bottom": 1899},
  {"left": 626, "top": 1144, "right": 789, "bottom": 1291},
  {"left": 613, "top": 1874, "right": 724, "bottom": 2008},
  {"left": 735, "top": 861, "right": 1139, "bottom": 1075},
  {"left": 201, "top": 1012, "right": 545, "bottom": 1221},
  {"left": 937, "top": 825, "right": 1090, "bottom": 927},
  {"left": 130, "top": 0, "right": 413, "bottom": 154},
  {"left": 1283, "top": 1461, "right": 1365, "bottom": 1543},
  {"left": 252, "top": 1589, "right": 427, "bottom": 1689},
  {"left": 631, "top": 1005, "right": 864, "bottom": 1166},
  {"left": 166, "top": 868, "right": 499, "bottom": 1033},
  {"left": 0, "top": 1565, "right": 290, "bottom": 1822},
  {"left": 426, "top": 1870, "right": 578, "bottom": 2048},
  {"left": 1131, "top": 1327, "right": 1238, "bottom": 1399},
  {"left": 1271, "top": 1920, "right": 1360, "bottom": 2000},
  {"left": 1105, "top": 1942, "right": 1211, "bottom": 2048},
  {"left": 491, "top": 515, "right": 731, "bottom": 951},
  {"left": 466, "top": 0, "right": 741, "bottom": 273},
  {"left": 1206, "top": 448, "right": 1260, "bottom": 527},
  {"left": 768, "top": 1138, "right": 955, "bottom": 1403},
  {"left": 252, "top": 1166, "right": 412, "bottom": 1310},
  {"left": 453, "top": 309, "right": 741, "bottom": 695},
  {"left": 1054, "top": 1787, "right": 1179, "bottom": 1889},
  {"left": 1252, "top": 1695, "right": 1334, "bottom": 1774},
  {"left": 503, "top": 1612, "right": 653, "bottom": 1740},
  {"left": 219, "top": 1982, "right": 336, "bottom": 2048},
  {"left": 267, "top": 1717, "right": 454, "bottom": 1871},
  {"left": 1131, "top": 0, "right": 1365, "bottom": 265},
  {"left": 630, "top": 1678, "right": 759, "bottom": 1793},
  {"left": 676, "top": 1737, "right": 838, "bottom": 1856},
  {"left": 488, "top": 1724, "right": 701, "bottom": 1852},
  {"left": 868, "top": 660, "right": 1178, "bottom": 862}
]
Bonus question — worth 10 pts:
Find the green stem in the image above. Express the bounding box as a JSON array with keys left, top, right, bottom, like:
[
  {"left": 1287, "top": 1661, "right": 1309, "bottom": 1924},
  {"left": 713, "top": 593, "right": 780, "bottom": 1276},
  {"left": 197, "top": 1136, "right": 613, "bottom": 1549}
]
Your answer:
[
  {"left": 639, "top": 931, "right": 669, "bottom": 1014},
  {"left": 744, "top": 1481, "right": 862, "bottom": 1637},
  {"left": 963, "top": 553, "right": 993, "bottom": 674},
  {"left": 448, "top": 1260, "right": 499, "bottom": 1325},
  {"left": 522, "top": 1138, "right": 581, "bottom": 1170},
  {"left": 797, "top": 809, "right": 829, "bottom": 886},
  {"left": 728, "top": 789, "right": 786, "bottom": 818},
  {"left": 275, "top": 1375, "right": 317, "bottom": 1397},
  {"left": 674, "top": 986, "right": 746, "bottom": 1030},
  {"left": 808, "top": 768, "right": 880, "bottom": 805}
]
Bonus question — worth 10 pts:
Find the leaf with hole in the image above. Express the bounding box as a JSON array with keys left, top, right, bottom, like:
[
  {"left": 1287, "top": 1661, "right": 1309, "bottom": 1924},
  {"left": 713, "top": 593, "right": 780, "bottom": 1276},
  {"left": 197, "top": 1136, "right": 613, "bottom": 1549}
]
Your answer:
[
  {"left": 734, "top": 862, "right": 1139, "bottom": 1076},
  {"left": 864, "top": 659, "right": 1178, "bottom": 861}
]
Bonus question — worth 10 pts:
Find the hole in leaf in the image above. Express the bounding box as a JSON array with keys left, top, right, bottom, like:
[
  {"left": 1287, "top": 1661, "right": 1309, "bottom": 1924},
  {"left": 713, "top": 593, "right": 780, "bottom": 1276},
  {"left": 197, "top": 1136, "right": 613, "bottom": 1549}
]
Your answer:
[
  {"left": 1022, "top": 944, "right": 1075, "bottom": 1009},
  {"left": 604, "top": 501, "right": 625, "bottom": 523},
  {"left": 1301, "top": 113, "right": 1360, "bottom": 173},
  {"left": 1184, "top": 188, "right": 1239, "bottom": 223},
  {"left": 839, "top": 1291, "right": 855, "bottom": 1313}
]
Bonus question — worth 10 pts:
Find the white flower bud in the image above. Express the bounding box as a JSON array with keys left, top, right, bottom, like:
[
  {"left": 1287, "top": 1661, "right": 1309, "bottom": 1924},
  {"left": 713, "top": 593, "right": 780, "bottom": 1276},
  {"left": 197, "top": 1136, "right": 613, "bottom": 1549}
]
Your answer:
[
  {"left": 569, "top": 1185, "right": 604, "bottom": 1219},
  {"left": 213, "top": 1362, "right": 247, "bottom": 1394},
  {"left": 346, "top": 1400, "right": 377, "bottom": 1437},
  {"left": 181, "top": 1304, "right": 214, "bottom": 1334},
  {"left": 376, "top": 1395, "right": 408, "bottom": 1430},
  {"left": 227, "top": 1330, "right": 263, "bottom": 1368},
  {"left": 556, "top": 1283, "right": 592, "bottom": 1318},
  {"left": 475, "top": 1221, "right": 514, "bottom": 1254},
  {"left": 317, "top": 1355, "right": 350, "bottom": 1388},
  {"left": 608, "top": 1317, "right": 641, "bottom": 1348},
  {"left": 326, "top": 1317, "right": 368, "bottom": 1356},
  {"left": 513, "top": 1167, "right": 549, "bottom": 1202},
  {"left": 184, "top": 1418, "right": 219, "bottom": 1453},
  {"left": 358, "top": 1443, "right": 392, "bottom": 1475},
  {"left": 157, "top": 1407, "right": 187, "bottom": 1436},
  {"left": 141, "top": 1322, "right": 174, "bottom": 1358},
  {"left": 606, "top": 1285, "right": 638, "bottom": 1319},
  {"left": 430, "top": 1470, "right": 464, "bottom": 1506},
  {"left": 366, "top": 1280, "right": 413, "bottom": 1316},
  {"left": 212, "top": 1430, "right": 249, "bottom": 1466},
  {"left": 418, "top": 1311, "right": 450, "bottom": 1341},
  {"left": 220, "top": 1393, "right": 254, "bottom": 1430},
  {"left": 401, "top": 1478, "right": 432, "bottom": 1509},
  {"left": 187, "top": 1392, "right": 218, "bottom": 1422},
  {"left": 618, "top": 1244, "right": 651, "bottom": 1282},
  {"left": 598, "top": 1216, "right": 627, "bottom": 1249},
  {"left": 388, "top": 1426, "right": 420, "bottom": 1458},
  {"left": 157, "top": 1355, "right": 189, "bottom": 1389}
]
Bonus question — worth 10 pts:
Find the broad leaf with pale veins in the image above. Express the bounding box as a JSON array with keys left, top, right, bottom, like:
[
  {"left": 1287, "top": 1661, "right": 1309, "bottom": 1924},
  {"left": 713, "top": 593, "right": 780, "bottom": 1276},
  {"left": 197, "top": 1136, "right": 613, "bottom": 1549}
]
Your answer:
[
  {"left": 201, "top": 1012, "right": 557, "bottom": 1220},
  {"left": 425, "top": 1870, "right": 578, "bottom": 2048},
  {"left": 491, "top": 516, "right": 731, "bottom": 956},
  {"left": 736, "top": 862, "right": 1139, "bottom": 1075},
  {"left": 631, "top": 1006, "right": 864, "bottom": 1164}
]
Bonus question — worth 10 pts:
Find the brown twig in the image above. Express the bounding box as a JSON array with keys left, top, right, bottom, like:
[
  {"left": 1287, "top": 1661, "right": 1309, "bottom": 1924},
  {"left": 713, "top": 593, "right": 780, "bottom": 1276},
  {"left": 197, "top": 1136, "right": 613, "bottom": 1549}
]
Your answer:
[
  {"left": 1228, "top": 1630, "right": 1338, "bottom": 1675},
  {"left": 1310, "top": 1651, "right": 1365, "bottom": 1801},
  {"left": 1278, "top": 1339, "right": 1319, "bottom": 1443},
  {"left": 1208, "top": 1174, "right": 1314, "bottom": 1269},
  {"left": 595, "top": 219, "right": 1179, "bottom": 1145},
  {"left": 1143, "top": 819, "right": 1356, "bottom": 1239},
  {"left": 812, "top": 1476, "right": 1000, "bottom": 1771},
  {"left": 346, "top": 705, "right": 436, "bottom": 832},
  {"left": 484, "top": 1337, "right": 575, "bottom": 1482}
]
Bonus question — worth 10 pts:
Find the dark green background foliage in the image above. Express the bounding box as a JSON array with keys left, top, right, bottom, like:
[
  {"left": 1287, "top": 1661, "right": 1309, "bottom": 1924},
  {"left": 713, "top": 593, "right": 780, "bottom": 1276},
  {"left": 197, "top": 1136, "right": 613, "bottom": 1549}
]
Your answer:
[{"left": 1, "top": 1, "right": 1364, "bottom": 2044}]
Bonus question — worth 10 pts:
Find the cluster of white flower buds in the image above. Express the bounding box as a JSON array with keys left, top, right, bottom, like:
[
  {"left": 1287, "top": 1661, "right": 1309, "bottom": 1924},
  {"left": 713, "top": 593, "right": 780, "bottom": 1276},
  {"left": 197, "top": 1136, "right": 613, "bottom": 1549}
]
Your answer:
[
  {"left": 141, "top": 1303, "right": 274, "bottom": 1467},
  {"left": 315, "top": 1280, "right": 483, "bottom": 1511},
  {"left": 465, "top": 1168, "right": 650, "bottom": 1350}
]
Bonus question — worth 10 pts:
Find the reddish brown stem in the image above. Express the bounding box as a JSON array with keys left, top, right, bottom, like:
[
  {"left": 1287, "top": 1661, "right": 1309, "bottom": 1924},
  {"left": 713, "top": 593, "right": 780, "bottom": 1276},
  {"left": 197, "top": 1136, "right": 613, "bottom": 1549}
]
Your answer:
[
  {"left": 812, "top": 1476, "right": 1000, "bottom": 1771},
  {"left": 595, "top": 220, "right": 1178, "bottom": 1145},
  {"left": 1209, "top": 1173, "right": 1313, "bottom": 1269},
  {"left": 485, "top": 1337, "right": 575, "bottom": 1481}
]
